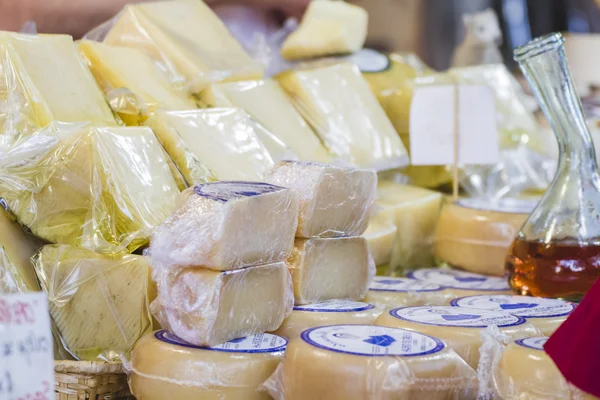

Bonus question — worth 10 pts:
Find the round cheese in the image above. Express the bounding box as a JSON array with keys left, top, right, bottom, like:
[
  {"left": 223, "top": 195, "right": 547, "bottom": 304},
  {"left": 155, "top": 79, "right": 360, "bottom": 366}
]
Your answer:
[
  {"left": 375, "top": 306, "right": 537, "bottom": 369},
  {"left": 451, "top": 294, "right": 575, "bottom": 336},
  {"left": 434, "top": 198, "right": 535, "bottom": 276},
  {"left": 130, "top": 330, "right": 287, "bottom": 400},
  {"left": 407, "top": 268, "right": 513, "bottom": 298},
  {"left": 263, "top": 324, "right": 478, "bottom": 400},
  {"left": 273, "top": 300, "right": 381, "bottom": 339},
  {"left": 365, "top": 276, "right": 454, "bottom": 308}
]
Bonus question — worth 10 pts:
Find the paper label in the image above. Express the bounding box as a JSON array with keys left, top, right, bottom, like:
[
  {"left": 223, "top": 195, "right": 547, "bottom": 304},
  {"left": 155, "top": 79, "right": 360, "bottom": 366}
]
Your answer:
[
  {"left": 369, "top": 277, "right": 443, "bottom": 292},
  {"left": 156, "top": 330, "right": 288, "bottom": 353},
  {"left": 294, "top": 300, "right": 375, "bottom": 312},
  {"left": 407, "top": 268, "right": 510, "bottom": 291},
  {"left": 456, "top": 197, "right": 537, "bottom": 214},
  {"left": 0, "top": 292, "right": 54, "bottom": 400},
  {"left": 389, "top": 306, "right": 525, "bottom": 328},
  {"left": 451, "top": 295, "right": 575, "bottom": 318},
  {"left": 301, "top": 325, "right": 445, "bottom": 357},
  {"left": 194, "top": 181, "right": 283, "bottom": 203},
  {"left": 515, "top": 337, "right": 548, "bottom": 351}
]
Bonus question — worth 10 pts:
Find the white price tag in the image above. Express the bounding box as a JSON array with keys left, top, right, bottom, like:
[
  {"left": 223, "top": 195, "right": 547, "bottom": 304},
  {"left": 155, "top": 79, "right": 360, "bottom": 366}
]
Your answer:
[
  {"left": 0, "top": 292, "right": 54, "bottom": 400},
  {"left": 409, "top": 84, "right": 499, "bottom": 166}
]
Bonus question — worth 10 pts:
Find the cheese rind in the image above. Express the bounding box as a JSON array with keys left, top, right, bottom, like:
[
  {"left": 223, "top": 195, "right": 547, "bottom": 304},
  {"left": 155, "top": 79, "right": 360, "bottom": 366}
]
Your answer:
[
  {"left": 364, "top": 215, "right": 397, "bottom": 266},
  {"left": 365, "top": 277, "right": 455, "bottom": 309},
  {"left": 150, "top": 183, "right": 298, "bottom": 270},
  {"left": 288, "top": 237, "right": 374, "bottom": 305},
  {"left": 266, "top": 161, "right": 377, "bottom": 238},
  {"left": 131, "top": 330, "right": 286, "bottom": 400},
  {"left": 152, "top": 262, "right": 294, "bottom": 347},
  {"left": 406, "top": 268, "right": 513, "bottom": 298}
]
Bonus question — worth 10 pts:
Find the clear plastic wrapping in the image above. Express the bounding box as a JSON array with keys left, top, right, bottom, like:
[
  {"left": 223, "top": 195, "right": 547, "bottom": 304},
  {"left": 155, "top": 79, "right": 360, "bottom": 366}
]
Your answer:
[
  {"left": 365, "top": 277, "right": 457, "bottom": 309},
  {"left": 266, "top": 161, "right": 377, "bottom": 238}
]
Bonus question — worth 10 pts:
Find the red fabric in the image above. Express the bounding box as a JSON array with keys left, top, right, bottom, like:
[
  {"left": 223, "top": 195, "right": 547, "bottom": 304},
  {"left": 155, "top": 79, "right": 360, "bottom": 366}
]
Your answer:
[{"left": 544, "top": 279, "right": 600, "bottom": 397}]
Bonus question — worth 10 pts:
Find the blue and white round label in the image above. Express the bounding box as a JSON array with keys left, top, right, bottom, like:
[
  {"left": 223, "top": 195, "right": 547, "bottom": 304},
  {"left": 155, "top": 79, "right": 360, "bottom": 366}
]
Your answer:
[
  {"left": 515, "top": 337, "right": 548, "bottom": 351},
  {"left": 407, "top": 268, "right": 510, "bottom": 291},
  {"left": 451, "top": 295, "right": 575, "bottom": 318},
  {"left": 369, "top": 276, "right": 444, "bottom": 292},
  {"left": 294, "top": 300, "right": 375, "bottom": 313},
  {"left": 389, "top": 306, "right": 525, "bottom": 328},
  {"left": 156, "top": 330, "right": 288, "bottom": 353}
]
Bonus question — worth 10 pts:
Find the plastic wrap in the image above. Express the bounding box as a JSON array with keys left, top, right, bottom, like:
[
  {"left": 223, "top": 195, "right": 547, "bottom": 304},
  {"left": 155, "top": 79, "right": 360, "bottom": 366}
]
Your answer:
[
  {"left": 363, "top": 213, "right": 397, "bottom": 268},
  {"left": 262, "top": 324, "right": 478, "bottom": 400},
  {"left": 33, "top": 244, "right": 154, "bottom": 361},
  {"left": 130, "top": 330, "right": 287, "bottom": 400},
  {"left": 275, "top": 63, "right": 408, "bottom": 171},
  {"left": 435, "top": 198, "right": 536, "bottom": 277},
  {"left": 0, "top": 122, "right": 180, "bottom": 253},
  {"left": 266, "top": 161, "right": 377, "bottom": 238},
  {"left": 287, "top": 237, "right": 375, "bottom": 305},
  {"left": 406, "top": 268, "right": 513, "bottom": 298},
  {"left": 151, "top": 262, "right": 294, "bottom": 347},
  {"left": 150, "top": 183, "right": 298, "bottom": 271},
  {"left": 102, "top": 0, "right": 264, "bottom": 93},
  {"left": 365, "top": 277, "right": 457, "bottom": 309}
]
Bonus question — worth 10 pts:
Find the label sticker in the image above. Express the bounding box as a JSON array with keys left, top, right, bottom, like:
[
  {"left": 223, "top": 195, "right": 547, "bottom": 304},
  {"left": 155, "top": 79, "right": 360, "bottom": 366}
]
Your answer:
[
  {"left": 407, "top": 268, "right": 510, "bottom": 291},
  {"left": 369, "top": 277, "right": 444, "bottom": 292},
  {"left": 515, "top": 337, "right": 548, "bottom": 351},
  {"left": 194, "top": 181, "right": 283, "bottom": 203},
  {"left": 451, "top": 295, "right": 575, "bottom": 318},
  {"left": 456, "top": 197, "right": 538, "bottom": 214},
  {"left": 156, "top": 331, "right": 288, "bottom": 353},
  {"left": 389, "top": 306, "right": 525, "bottom": 328},
  {"left": 345, "top": 48, "right": 391, "bottom": 73},
  {"left": 301, "top": 325, "right": 445, "bottom": 357},
  {"left": 294, "top": 300, "right": 375, "bottom": 313}
]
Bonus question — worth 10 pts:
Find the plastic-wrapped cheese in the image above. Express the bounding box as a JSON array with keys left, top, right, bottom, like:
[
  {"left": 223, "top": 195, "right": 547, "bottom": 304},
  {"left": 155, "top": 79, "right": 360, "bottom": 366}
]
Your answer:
[
  {"left": 288, "top": 237, "right": 374, "bottom": 305},
  {"left": 263, "top": 324, "right": 478, "bottom": 400},
  {"left": 451, "top": 294, "right": 575, "bottom": 336},
  {"left": 150, "top": 183, "right": 298, "bottom": 270},
  {"left": 376, "top": 306, "right": 537, "bottom": 369},
  {"left": 273, "top": 300, "right": 381, "bottom": 339},
  {"left": 131, "top": 330, "right": 287, "bottom": 400},
  {"left": 365, "top": 277, "right": 455, "bottom": 309},
  {"left": 407, "top": 268, "right": 513, "bottom": 298},
  {"left": 364, "top": 215, "right": 397, "bottom": 267},
  {"left": 152, "top": 262, "right": 294, "bottom": 347},
  {"left": 435, "top": 198, "right": 535, "bottom": 276},
  {"left": 266, "top": 161, "right": 377, "bottom": 238}
]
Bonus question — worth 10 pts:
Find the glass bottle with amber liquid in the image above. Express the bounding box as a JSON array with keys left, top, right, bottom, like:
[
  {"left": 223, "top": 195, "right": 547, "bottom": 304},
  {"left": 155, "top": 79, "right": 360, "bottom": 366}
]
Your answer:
[{"left": 506, "top": 33, "right": 600, "bottom": 301}]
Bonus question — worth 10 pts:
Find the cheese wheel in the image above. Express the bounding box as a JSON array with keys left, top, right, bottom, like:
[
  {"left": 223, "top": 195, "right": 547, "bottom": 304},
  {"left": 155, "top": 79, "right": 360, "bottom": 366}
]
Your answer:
[
  {"left": 131, "top": 330, "right": 287, "bottom": 400},
  {"left": 263, "top": 324, "right": 478, "bottom": 400},
  {"left": 451, "top": 295, "right": 575, "bottom": 336},
  {"left": 407, "top": 268, "right": 513, "bottom": 298},
  {"left": 273, "top": 300, "right": 381, "bottom": 339},
  {"left": 365, "top": 277, "right": 455, "bottom": 308},
  {"left": 375, "top": 306, "right": 537, "bottom": 369},
  {"left": 435, "top": 199, "right": 535, "bottom": 276}
]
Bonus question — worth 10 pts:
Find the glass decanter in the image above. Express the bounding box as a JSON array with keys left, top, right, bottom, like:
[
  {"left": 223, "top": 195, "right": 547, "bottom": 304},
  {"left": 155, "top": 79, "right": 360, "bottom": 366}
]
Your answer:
[{"left": 506, "top": 33, "right": 600, "bottom": 301}]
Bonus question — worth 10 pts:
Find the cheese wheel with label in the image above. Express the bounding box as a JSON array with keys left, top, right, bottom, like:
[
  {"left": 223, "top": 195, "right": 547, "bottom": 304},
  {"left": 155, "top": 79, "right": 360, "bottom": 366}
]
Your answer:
[
  {"left": 450, "top": 294, "right": 575, "bottom": 336},
  {"left": 365, "top": 277, "right": 455, "bottom": 308},
  {"left": 263, "top": 324, "right": 478, "bottom": 400},
  {"left": 375, "top": 306, "right": 538, "bottom": 369},
  {"left": 131, "top": 330, "right": 287, "bottom": 400},
  {"left": 407, "top": 268, "right": 513, "bottom": 298}
]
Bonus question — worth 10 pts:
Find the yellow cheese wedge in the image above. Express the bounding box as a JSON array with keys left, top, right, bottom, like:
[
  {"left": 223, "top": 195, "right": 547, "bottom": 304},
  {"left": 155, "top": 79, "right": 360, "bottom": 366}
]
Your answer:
[{"left": 364, "top": 214, "right": 397, "bottom": 266}]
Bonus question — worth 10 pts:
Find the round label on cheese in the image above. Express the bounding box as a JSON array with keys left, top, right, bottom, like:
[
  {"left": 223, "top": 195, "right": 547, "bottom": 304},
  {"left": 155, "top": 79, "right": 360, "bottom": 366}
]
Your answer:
[
  {"left": 369, "top": 276, "right": 444, "bottom": 292},
  {"left": 456, "top": 198, "right": 537, "bottom": 214},
  {"left": 450, "top": 295, "right": 575, "bottom": 318},
  {"left": 346, "top": 48, "right": 391, "bottom": 73},
  {"left": 294, "top": 300, "right": 376, "bottom": 313},
  {"left": 301, "top": 325, "right": 445, "bottom": 357},
  {"left": 515, "top": 337, "right": 548, "bottom": 351},
  {"left": 194, "top": 181, "right": 283, "bottom": 203},
  {"left": 155, "top": 330, "right": 288, "bottom": 353},
  {"left": 389, "top": 306, "right": 526, "bottom": 328},
  {"left": 407, "top": 268, "right": 510, "bottom": 291}
]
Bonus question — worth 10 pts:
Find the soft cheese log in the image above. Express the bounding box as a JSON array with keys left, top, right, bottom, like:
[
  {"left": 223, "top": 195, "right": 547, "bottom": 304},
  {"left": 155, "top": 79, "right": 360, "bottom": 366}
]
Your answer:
[
  {"left": 104, "top": 0, "right": 264, "bottom": 92},
  {"left": 145, "top": 109, "right": 279, "bottom": 184},
  {"left": 33, "top": 245, "right": 154, "bottom": 361},
  {"left": 199, "top": 79, "right": 331, "bottom": 162},
  {"left": 363, "top": 214, "right": 397, "bottom": 267},
  {"left": 150, "top": 182, "right": 298, "bottom": 270},
  {"left": 276, "top": 63, "right": 408, "bottom": 170},
  {"left": 152, "top": 263, "right": 294, "bottom": 347},
  {"left": 287, "top": 237, "right": 374, "bottom": 305},
  {"left": 263, "top": 325, "right": 478, "bottom": 400},
  {"left": 365, "top": 277, "right": 456, "bottom": 309},
  {"left": 131, "top": 331, "right": 287, "bottom": 400},
  {"left": 266, "top": 161, "right": 377, "bottom": 238},
  {"left": 406, "top": 268, "right": 513, "bottom": 298},
  {"left": 281, "top": 1, "right": 368, "bottom": 61}
]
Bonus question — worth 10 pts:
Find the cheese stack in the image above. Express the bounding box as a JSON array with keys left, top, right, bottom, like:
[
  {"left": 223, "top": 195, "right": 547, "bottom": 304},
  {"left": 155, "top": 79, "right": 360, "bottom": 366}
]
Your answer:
[{"left": 149, "top": 182, "right": 299, "bottom": 347}]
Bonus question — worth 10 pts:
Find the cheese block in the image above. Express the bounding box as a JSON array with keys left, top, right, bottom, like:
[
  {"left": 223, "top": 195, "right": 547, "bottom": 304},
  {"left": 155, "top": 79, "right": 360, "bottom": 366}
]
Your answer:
[
  {"left": 281, "top": 1, "right": 368, "bottom": 61},
  {"left": 435, "top": 198, "right": 535, "bottom": 276},
  {"left": 145, "top": 109, "right": 279, "bottom": 184},
  {"left": 406, "top": 268, "right": 513, "bottom": 298},
  {"left": 78, "top": 40, "right": 197, "bottom": 124},
  {"left": 131, "top": 330, "right": 286, "bottom": 400},
  {"left": 199, "top": 79, "right": 331, "bottom": 162},
  {"left": 276, "top": 63, "right": 408, "bottom": 170},
  {"left": 104, "top": 0, "right": 263, "bottom": 92},
  {"left": 263, "top": 324, "right": 478, "bottom": 400},
  {"left": 451, "top": 294, "right": 575, "bottom": 336},
  {"left": 273, "top": 300, "right": 380, "bottom": 339},
  {"left": 365, "top": 277, "right": 455, "bottom": 309},
  {"left": 152, "top": 262, "right": 294, "bottom": 347},
  {"left": 33, "top": 245, "right": 153, "bottom": 361},
  {"left": 376, "top": 306, "right": 537, "bottom": 369},
  {"left": 364, "top": 214, "right": 397, "bottom": 266},
  {"left": 266, "top": 161, "right": 377, "bottom": 238},
  {"left": 288, "top": 237, "right": 374, "bottom": 305},
  {"left": 150, "top": 183, "right": 298, "bottom": 270},
  {"left": 493, "top": 338, "right": 597, "bottom": 400},
  {"left": 376, "top": 182, "right": 443, "bottom": 272}
]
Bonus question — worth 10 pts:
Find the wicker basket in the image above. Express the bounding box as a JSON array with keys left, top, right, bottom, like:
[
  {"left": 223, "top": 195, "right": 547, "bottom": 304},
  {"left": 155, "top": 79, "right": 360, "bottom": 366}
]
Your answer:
[{"left": 54, "top": 360, "right": 134, "bottom": 400}]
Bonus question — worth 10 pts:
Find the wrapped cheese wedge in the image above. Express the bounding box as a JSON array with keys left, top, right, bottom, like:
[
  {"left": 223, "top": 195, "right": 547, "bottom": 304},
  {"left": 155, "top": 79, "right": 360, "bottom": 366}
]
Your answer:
[{"left": 364, "top": 214, "right": 397, "bottom": 268}]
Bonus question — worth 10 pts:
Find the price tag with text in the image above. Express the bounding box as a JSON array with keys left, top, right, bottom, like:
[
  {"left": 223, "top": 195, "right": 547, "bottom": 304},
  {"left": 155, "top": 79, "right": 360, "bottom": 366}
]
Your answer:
[{"left": 0, "top": 292, "right": 54, "bottom": 400}]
